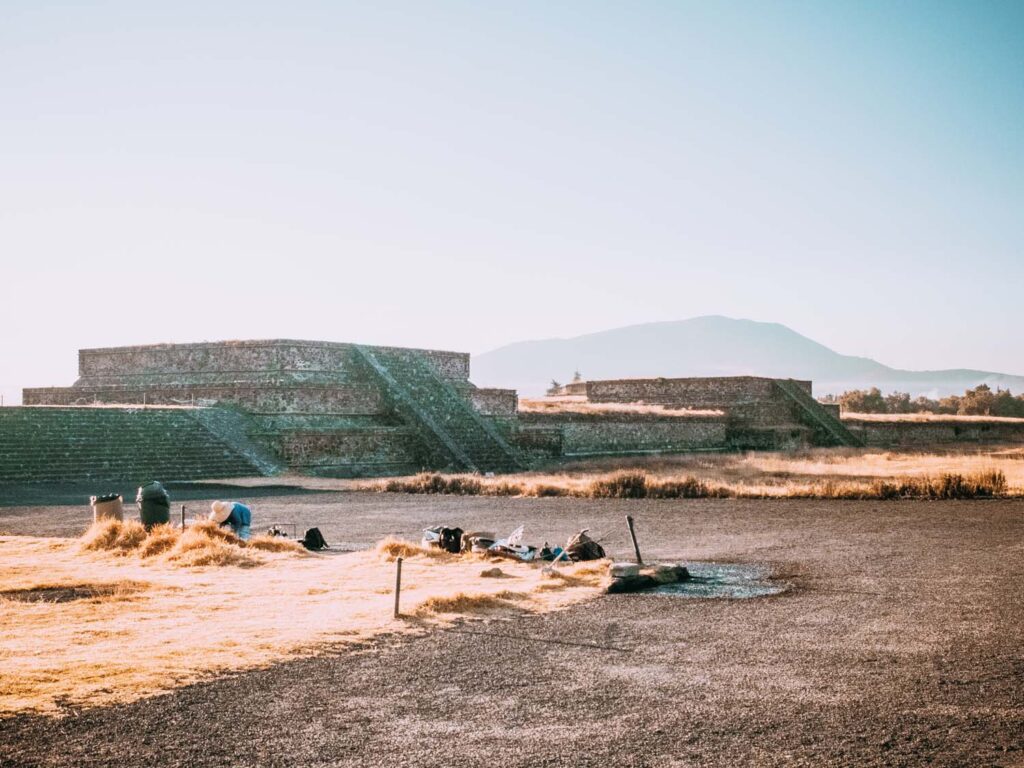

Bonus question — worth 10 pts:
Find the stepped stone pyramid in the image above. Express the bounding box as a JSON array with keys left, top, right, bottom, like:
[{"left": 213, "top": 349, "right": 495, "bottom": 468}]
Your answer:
[
  {"left": 5, "top": 339, "right": 874, "bottom": 487},
  {"left": 18, "top": 340, "right": 524, "bottom": 480}
]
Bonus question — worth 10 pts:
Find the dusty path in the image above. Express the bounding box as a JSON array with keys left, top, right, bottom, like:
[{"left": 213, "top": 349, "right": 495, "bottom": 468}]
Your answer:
[{"left": 1, "top": 495, "right": 1022, "bottom": 767}]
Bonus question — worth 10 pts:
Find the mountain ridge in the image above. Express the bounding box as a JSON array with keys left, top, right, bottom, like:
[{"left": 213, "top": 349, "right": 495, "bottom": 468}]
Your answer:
[{"left": 471, "top": 316, "right": 1024, "bottom": 398}]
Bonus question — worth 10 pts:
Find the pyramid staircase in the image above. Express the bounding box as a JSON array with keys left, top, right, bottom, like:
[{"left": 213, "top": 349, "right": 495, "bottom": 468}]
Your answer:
[
  {"left": 0, "top": 407, "right": 278, "bottom": 484},
  {"left": 353, "top": 346, "right": 524, "bottom": 473},
  {"left": 773, "top": 379, "right": 863, "bottom": 448}
]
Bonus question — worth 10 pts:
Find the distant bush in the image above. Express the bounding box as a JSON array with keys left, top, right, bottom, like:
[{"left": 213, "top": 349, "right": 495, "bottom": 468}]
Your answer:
[
  {"left": 382, "top": 473, "right": 485, "bottom": 495},
  {"left": 589, "top": 471, "right": 648, "bottom": 498},
  {"left": 825, "top": 384, "right": 1024, "bottom": 417}
]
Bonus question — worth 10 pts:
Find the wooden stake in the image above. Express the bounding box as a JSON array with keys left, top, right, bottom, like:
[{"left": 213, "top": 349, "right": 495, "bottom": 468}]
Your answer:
[
  {"left": 626, "top": 515, "right": 643, "bottom": 564},
  {"left": 180, "top": 504, "right": 186, "bottom": 529},
  {"left": 393, "top": 557, "right": 403, "bottom": 618}
]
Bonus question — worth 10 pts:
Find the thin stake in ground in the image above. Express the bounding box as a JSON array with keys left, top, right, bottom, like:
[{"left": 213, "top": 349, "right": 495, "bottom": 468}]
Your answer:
[
  {"left": 393, "top": 556, "right": 403, "bottom": 618},
  {"left": 626, "top": 515, "right": 643, "bottom": 564}
]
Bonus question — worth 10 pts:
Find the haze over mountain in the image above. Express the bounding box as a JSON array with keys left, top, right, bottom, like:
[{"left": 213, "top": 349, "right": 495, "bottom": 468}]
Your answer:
[{"left": 472, "top": 316, "right": 1024, "bottom": 399}]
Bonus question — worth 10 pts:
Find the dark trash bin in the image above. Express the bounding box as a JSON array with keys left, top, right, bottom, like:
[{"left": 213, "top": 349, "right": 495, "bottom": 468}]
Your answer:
[{"left": 136, "top": 481, "right": 170, "bottom": 528}]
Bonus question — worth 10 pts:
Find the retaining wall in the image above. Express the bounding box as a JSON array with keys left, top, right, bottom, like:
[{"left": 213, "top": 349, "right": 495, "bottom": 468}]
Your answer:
[
  {"left": 517, "top": 412, "right": 729, "bottom": 457},
  {"left": 25, "top": 385, "right": 386, "bottom": 415},
  {"left": 582, "top": 376, "right": 811, "bottom": 405},
  {"left": 469, "top": 388, "right": 518, "bottom": 416},
  {"left": 847, "top": 418, "right": 1024, "bottom": 446},
  {"left": 75, "top": 340, "right": 470, "bottom": 383},
  {"left": 273, "top": 427, "right": 426, "bottom": 477}
]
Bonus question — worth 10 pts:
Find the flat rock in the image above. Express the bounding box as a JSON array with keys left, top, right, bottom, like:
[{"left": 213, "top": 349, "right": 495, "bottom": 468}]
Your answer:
[
  {"left": 650, "top": 564, "right": 689, "bottom": 584},
  {"left": 610, "top": 562, "right": 641, "bottom": 578}
]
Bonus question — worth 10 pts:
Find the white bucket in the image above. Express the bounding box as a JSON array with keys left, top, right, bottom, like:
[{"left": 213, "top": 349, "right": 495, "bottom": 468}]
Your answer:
[{"left": 91, "top": 495, "right": 124, "bottom": 523}]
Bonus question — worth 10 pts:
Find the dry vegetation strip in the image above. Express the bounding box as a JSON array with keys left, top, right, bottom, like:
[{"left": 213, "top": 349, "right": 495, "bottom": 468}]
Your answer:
[
  {"left": 378, "top": 469, "right": 1009, "bottom": 500},
  {"left": 0, "top": 525, "right": 605, "bottom": 717},
  {"left": 370, "top": 445, "right": 1024, "bottom": 500}
]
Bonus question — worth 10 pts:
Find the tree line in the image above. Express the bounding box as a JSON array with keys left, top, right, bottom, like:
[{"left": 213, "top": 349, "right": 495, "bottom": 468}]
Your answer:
[{"left": 821, "top": 384, "right": 1024, "bottom": 418}]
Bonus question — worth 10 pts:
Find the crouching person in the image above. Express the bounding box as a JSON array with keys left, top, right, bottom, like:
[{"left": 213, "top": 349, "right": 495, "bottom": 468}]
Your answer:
[{"left": 210, "top": 500, "right": 252, "bottom": 540}]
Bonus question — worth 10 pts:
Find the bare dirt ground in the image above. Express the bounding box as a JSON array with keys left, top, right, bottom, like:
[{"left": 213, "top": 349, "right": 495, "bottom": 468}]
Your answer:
[{"left": 1, "top": 492, "right": 1023, "bottom": 767}]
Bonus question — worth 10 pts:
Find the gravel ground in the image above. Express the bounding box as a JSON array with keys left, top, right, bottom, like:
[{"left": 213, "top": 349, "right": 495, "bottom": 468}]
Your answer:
[{"left": 1, "top": 493, "right": 1022, "bottom": 767}]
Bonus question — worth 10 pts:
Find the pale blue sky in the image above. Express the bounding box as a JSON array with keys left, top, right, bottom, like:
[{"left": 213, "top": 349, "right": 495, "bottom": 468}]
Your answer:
[{"left": 1, "top": 1, "right": 1021, "bottom": 403}]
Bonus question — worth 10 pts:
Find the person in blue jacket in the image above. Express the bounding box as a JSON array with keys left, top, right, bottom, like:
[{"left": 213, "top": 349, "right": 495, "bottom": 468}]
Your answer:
[{"left": 210, "top": 500, "right": 252, "bottom": 540}]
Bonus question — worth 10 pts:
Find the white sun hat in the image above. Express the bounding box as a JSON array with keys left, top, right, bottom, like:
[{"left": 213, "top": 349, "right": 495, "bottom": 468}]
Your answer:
[{"left": 210, "top": 500, "right": 233, "bottom": 524}]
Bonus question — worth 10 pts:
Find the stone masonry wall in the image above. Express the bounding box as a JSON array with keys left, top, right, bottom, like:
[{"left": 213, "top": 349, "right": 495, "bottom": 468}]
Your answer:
[
  {"left": 469, "top": 388, "right": 518, "bottom": 416},
  {"left": 517, "top": 412, "right": 729, "bottom": 457},
  {"left": 582, "top": 377, "right": 812, "bottom": 406},
  {"left": 24, "top": 384, "right": 386, "bottom": 414},
  {"left": 559, "top": 420, "right": 728, "bottom": 455},
  {"left": 273, "top": 428, "right": 425, "bottom": 476},
  {"left": 847, "top": 418, "right": 1024, "bottom": 447},
  {"left": 577, "top": 377, "right": 811, "bottom": 428},
  {"left": 75, "top": 340, "right": 470, "bottom": 384}
]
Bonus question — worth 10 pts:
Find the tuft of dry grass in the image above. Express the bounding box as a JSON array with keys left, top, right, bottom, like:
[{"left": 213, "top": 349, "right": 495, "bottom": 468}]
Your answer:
[
  {"left": 247, "top": 534, "right": 305, "bottom": 553},
  {"left": 414, "top": 591, "right": 523, "bottom": 615},
  {"left": 165, "top": 526, "right": 258, "bottom": 568},
  {"left": 78, "top": 519, "right": 304, "bottom": 568},
  {"left": 80, "top": 518, "right": 148, "bottom": 554},
  {"left": 382, "top": 473, "right": 484, "bottom": 495},
  {"left": 374, "top": 536, "right": 451, "bottom": 562}
]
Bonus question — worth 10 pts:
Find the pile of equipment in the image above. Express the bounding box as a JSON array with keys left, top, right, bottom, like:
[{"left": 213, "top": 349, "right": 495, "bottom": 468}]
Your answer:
[{"left": 421, "top": 524, "right": 606, "bottom": 563}]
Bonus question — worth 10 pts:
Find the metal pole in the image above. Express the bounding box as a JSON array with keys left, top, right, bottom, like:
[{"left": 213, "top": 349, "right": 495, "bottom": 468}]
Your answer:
[
  {"left": 393, "top": 557, "right": 403, "bottom": 618},
  {"left": 626, "top": 515, "right": 643, "bottom": 564},
  {"left": 180, "top": 504, "right": 186, "bottom": 529}
]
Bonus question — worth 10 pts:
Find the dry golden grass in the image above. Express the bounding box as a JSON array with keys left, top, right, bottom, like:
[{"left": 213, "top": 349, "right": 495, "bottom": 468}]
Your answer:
[
  {"left": 414, "top": 590, "right": 524, "bottom": 616},
  {"left": 374, "top": 536, "right": 452, "bottom": 561},
  {"left": 366, "top": 446, "right": 1024, "bottom": 499},
  {"left": 518, "top": 397, "right": 723, "bottom": 418},
  {"left": 79, "top": 519, "right": 305, "bottom": 568},
  {"left": 0, "top": 534, "right": 605, "bottom": 717}
]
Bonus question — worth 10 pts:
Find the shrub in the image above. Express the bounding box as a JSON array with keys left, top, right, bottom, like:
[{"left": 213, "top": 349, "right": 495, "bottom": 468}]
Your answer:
[
  {"left": 647, "top": 476, "right": 726, "bottom": 499},
  {"left": 382, "top": 473, "right": 482, "bottom": 495},
  {"left": 588, "top": 471, "right": 648, "bottom": 498}
]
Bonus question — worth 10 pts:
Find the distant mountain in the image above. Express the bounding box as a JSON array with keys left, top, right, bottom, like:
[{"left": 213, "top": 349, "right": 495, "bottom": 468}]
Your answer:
[{"left": 471, "top": 316, "right": 1024, "bottom": 398}]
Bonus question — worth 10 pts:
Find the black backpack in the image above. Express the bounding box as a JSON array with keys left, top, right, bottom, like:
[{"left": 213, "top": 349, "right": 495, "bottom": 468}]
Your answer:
[
  {"left": 438, "top": 527, "right": 464, "bottom": 554},
  {"left": 301, "top": 527, "right": 329, "bottom": 551}
]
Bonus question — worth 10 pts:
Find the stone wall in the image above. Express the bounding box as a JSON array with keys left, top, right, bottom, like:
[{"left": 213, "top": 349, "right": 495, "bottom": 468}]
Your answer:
[
  {"left": 516, "top": 412, "right": 729, "bottom": 457},
  {"left": 570, "top": 377, "right": 812, "bottom": 428},
  {"left": 847, "top": 418, "right": 1024, "bottom": 447},
  {"left": 273, "top": 427, "right": 426, "bottom": 477},
  {"left": 23, "top": 384, "right": 387, "bottom": 414},
  {"left": 582, "top": 376, "right": 812, "bottom": 406},
  {"left": 75, "top": 340, "right": 470, "bottom": 384},
  {"left": 469, "top": 388, "right": 518, "bottom": 416}
]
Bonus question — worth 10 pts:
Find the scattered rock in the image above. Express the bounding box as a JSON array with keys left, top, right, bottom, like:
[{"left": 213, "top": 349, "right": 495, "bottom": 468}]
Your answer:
[
  {"left": 479, "top": 567, "right": 504, "bottom": 578},
  {"left": 610, "top": 562, "right": 641, "bottom": 578},
  {"left": 607, "top": 574, "right": 658, "bottom": 594},
  {"left": 606, "top": 563, "right": 690, "bottom": 593},
  {"left": 652, "top": 564, "right": 689, "bottom": 583}
]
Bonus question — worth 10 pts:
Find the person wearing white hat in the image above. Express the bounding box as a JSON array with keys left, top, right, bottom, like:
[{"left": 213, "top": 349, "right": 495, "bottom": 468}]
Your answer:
[{"left": 210, "top": 500, "right": 252, "bottom": 540}]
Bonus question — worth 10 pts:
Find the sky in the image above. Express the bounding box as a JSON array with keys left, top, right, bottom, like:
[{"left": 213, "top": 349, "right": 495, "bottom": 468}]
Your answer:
[{"left": 1, "top": 0, "right": 1022, "bottom": 404}]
